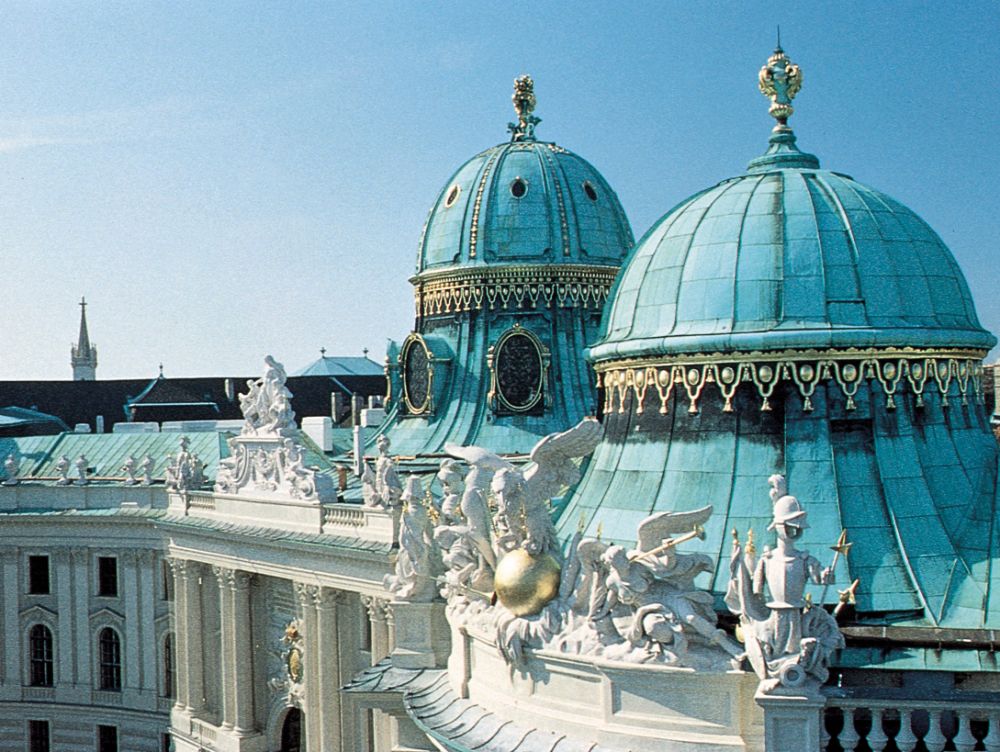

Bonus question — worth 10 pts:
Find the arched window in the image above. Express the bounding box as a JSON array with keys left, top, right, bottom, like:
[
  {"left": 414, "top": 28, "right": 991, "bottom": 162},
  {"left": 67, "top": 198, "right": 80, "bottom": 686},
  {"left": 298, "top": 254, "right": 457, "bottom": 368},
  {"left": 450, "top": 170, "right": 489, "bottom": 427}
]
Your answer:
[
  {"left": 98, "top": 628, "right": 121, "bottom": 691},
  {"left": 28, "top": 624, "right": 53, "bottom": 687},
  {"left": 162, "top": 633, "right": 176, "bottom": 698}
]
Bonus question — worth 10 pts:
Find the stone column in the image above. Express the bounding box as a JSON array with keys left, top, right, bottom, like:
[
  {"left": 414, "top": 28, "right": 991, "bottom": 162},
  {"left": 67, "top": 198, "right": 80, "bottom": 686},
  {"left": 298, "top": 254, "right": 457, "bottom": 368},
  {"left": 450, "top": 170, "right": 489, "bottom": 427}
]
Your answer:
[
  {"left": 213, "top": 565, "right": 236, "bottom": 730},
  {"left": 314, "top": 588, "right": 342, "bottom": 752},
  {"left": 71, "top": 548, "right": 91, "bottom": 690},
  {"left": 232, "top": 570, "right": 255, "bottom": 735},
  {"left": 168, "top": 558, "right": 190, "bottom": 711},
  {"left": 361, "top": 595, "right": 390, "bottom": 665},
  {"left": 295, "top": 583, "right": 322, "bottom": 752}
]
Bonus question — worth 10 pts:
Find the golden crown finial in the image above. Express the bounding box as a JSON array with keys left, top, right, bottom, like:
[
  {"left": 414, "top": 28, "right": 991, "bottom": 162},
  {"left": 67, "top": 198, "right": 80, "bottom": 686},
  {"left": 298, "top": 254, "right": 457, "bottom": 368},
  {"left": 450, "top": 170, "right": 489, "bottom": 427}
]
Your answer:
[
  {"left": 758, "top": 45, "right": 802, "bottom": 130},
  {"left": 509, "top": 74, "right": 541, "bottom": 141}
]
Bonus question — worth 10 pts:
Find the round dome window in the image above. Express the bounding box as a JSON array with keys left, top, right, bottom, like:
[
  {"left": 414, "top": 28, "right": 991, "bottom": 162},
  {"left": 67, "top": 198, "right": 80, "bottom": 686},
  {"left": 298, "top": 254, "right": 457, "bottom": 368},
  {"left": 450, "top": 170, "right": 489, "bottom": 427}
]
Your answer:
[
  {"left": 494, "top": 330, "right": 544, "bottom": 412},
  {"left": 510, "top": 178, "right": 528, "bottom": 198},
  {"left": 402, "top": 336, "right": 432, "bottom": 414},
  {"left": 444, "top": 184, "right": 461, "bottom": 208},
  {"left": 583, "top": 181, "right": 598, "bottom": 201}
]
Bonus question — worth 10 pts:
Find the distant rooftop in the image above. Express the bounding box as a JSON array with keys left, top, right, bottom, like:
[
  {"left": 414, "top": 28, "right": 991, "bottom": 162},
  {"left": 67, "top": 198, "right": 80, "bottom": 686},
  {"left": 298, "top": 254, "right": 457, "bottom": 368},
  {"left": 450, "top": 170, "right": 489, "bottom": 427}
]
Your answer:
[{"left": 295, "top": 352, "right": 383, "bottom": 377}]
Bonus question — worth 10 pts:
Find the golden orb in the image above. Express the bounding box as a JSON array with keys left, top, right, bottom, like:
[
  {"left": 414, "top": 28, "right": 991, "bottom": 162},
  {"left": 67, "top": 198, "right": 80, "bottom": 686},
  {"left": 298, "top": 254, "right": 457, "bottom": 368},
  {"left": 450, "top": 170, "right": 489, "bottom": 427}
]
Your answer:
[{"left": 493, "top": 548, "right": 561, "bottom": 617}]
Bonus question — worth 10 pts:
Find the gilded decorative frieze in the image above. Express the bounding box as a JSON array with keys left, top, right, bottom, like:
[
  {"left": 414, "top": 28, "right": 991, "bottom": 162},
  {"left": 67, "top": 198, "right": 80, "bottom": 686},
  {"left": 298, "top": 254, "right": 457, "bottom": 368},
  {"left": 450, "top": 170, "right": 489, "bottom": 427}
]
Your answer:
[
  {"left": 412, "top": 264, "right": 618, "bottom": 317},
  {"left": 595, "top": 348, "right": 987, "bottom": 415}
]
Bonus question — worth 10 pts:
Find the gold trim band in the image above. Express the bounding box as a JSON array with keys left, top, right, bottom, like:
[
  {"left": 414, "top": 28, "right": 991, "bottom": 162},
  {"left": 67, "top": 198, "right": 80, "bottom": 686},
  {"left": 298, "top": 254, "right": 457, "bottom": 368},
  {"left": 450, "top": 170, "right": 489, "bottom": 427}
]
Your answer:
[{"left": 595, "top": 348, "right": 988, "bottom": 415}]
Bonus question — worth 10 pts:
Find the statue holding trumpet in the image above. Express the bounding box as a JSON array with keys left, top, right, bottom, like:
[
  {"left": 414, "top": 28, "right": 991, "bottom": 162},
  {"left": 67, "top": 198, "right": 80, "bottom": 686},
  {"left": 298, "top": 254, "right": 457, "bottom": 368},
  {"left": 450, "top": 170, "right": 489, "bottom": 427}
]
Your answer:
[{"left": 579, "top": 505, "right": 743, "bottom": 664}]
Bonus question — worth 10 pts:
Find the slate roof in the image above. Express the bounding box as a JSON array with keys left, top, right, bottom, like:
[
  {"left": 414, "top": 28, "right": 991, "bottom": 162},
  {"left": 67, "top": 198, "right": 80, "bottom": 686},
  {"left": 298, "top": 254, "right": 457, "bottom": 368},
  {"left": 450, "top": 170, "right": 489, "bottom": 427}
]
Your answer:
[
  {"left": 0, "top": 374, "right": 382, "bottom": 433},
  {"left": 345, "top": 660, "right": 620, "bottom": 752}
]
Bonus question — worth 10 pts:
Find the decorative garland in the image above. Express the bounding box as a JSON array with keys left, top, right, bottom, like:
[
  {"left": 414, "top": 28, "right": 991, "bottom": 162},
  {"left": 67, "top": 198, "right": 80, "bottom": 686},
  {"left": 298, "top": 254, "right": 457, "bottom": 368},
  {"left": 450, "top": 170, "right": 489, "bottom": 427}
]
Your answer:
[
  {"left": 412, "top": 264, "right": 618, "bottom": 317},
  {"left": 595, "top": 348, "right": 987, "bottom": 415}
]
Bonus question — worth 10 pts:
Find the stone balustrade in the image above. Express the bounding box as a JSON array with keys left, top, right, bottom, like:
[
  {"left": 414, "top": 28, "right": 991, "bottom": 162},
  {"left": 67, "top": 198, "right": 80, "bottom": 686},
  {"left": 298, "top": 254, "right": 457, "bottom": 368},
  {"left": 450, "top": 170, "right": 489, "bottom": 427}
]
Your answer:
[{"left": 823, "top": 698, "right": 1000, "bottom": 751}]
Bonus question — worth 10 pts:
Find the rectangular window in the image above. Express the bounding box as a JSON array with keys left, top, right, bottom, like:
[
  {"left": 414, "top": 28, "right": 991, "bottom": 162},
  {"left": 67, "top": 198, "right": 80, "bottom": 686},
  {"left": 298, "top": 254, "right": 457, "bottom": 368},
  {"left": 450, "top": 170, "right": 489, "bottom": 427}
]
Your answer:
[
  {"left": 161, "top": 733, "right": 171, "bottom": 752},
  {"left": 97, "top": 557, "right": 118, "bottom": 597},
  {"left": 28, "top": 720, "right": 49, "bottom": 752},
  {"left": 97, "top": 725, "right": 117, "bottom": 752},
  {"left": 28, "top": 556, "right": 49, "bottom": 595}
]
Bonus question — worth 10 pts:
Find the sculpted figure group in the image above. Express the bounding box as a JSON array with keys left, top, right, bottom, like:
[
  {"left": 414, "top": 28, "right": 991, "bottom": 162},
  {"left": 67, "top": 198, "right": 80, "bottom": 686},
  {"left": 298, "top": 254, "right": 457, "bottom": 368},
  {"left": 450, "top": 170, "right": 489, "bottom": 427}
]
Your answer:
[{"left": 383, "top": 420, "right": 847, "bottom": 688}]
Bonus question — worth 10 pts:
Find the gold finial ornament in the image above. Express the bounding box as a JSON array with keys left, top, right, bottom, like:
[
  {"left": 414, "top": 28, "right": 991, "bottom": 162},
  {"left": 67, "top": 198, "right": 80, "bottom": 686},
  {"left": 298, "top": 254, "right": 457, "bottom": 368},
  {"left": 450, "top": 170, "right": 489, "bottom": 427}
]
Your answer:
[
  {"left": 493, "top": 548, "right": 561, "bottom": 617},
  {"left": 758, "top": 46, "right": 803, "bottom": 130},
  {"left": 745, "top": 528, "right": 756, "bottom": 555},
  {"left": 509, "top": 74, "right": 541, "bottom": 141}
]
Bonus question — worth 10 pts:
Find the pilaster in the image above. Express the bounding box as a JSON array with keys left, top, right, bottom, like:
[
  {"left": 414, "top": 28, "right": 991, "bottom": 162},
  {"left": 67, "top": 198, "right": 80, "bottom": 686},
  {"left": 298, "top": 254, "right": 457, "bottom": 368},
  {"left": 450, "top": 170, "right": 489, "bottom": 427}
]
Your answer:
[
  {"left": 0, "top": 551, "right": 18, "bottom": 693},
  {"left": 184, "top": 561, "right": 206, "bottom": 714},
  {"left": 55, "top": 552, "right": 74, "bottom": 694},
  {"left": 71, "top": 548, "right": 90, "bottom": 691},
  {"left": 214, "top": 565, "right": 237, "bottom": 730},
  {"left": 122, "top": 550, "right": 141, "bottom": 691},
  {"left": 295, "top": 582, "right": 322, "bottom": 752},
  {"left": 314, "top": 588, "right": 342, "bottom": 752},
  {"left": 168, "top": 558, "right": 190, "bottom": 711},
  {"left": 138, "top": 550, "right": 157, "bottom": 696},
  {"left": 361, "top": 595, "right": 390, "bottom": 665},
  {"left": 232, "top": 570, "right": 255, "bottom": 735},
  {"left": 755, "top": 682, "right": 826, "bottom": 752}
]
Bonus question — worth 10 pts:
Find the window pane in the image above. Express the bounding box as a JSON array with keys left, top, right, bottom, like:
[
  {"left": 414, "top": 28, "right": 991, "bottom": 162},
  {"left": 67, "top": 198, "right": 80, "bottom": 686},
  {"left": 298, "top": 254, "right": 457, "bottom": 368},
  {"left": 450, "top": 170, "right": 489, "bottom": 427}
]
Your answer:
[
  {"left": 99, "top": 629, "right": 121, "bottom": 691},
  {"left": 98, "top": 557, "right": 118, "bottom": 597},
  {"left": 29, "top": 625, "right": 53, "bottom": 687},
  {"left": 97, "top": 725, "right": 118, "bottom": 752},
  {"left": 28, "top": 556, "right": 49, "bottom": 595},
  {"left": 28, "top": 720, "right": 50, "bottom": 752}
]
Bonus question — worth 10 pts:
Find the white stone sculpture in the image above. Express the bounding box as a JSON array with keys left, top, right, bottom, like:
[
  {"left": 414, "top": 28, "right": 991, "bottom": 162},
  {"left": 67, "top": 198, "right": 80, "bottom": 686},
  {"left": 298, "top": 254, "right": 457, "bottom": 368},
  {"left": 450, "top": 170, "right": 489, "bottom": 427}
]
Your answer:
[
  {"left": 165, "top": 437, "right": 205, "bottom": 492},
  {"left": 140, "top": 454, "right": 155, "bottom": 486},
  {"left": 3, "top": 454, "right": 19, "bottom": 486},
  {"left": 726, "top": 475, "right": 845, "bottom": 692},
  {"left": 73, "top": 455, "right": 89, "bottom": 486},
  {"left": 54, "top": 455, "right": 71, "bottom": 485},
  {"left": 383, "top": 476, "right": 437, "bottom": 602},
  {"left": 121, "top": 455, "right": 138, "bottom": 486},
  {"left": 240, "top": 355, "right": 296, "bottom": 437},
  {"left": 374, "top": 435, "right": 403, "bottom": 508},
  {"left": 576, "top": 507, "right": 744, "bottom": 664},
  {"left": 213, "top": 356, "right": 333, "bottom": 502},
  {"left": 360, "top": 460, "right": 380, "bottom": 508}
]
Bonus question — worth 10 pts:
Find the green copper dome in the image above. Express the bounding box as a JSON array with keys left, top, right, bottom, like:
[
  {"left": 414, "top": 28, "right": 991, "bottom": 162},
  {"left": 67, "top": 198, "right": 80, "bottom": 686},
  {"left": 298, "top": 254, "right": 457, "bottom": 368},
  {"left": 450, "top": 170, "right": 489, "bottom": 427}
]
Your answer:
[
  {"left": 558, "top": 49, "right": 1000, "bottom": 637},
  {"left": 590, "top": 129, "right": 995, "bottom": 362},
  {"left": 415, "top": 88, "right": 632, "bottom": 275}
]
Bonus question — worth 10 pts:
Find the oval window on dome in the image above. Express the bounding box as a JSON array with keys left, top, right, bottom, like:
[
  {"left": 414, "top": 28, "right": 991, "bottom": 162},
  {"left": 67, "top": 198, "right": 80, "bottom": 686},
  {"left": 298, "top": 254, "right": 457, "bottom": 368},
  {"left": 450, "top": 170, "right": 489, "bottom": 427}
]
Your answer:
[
  {"left": 491, "top": 328, "right": 547, "bottom": 414},
  {"left": 401, "top": 335, "right": 432, "bottom": 414},
  {"left": 582, "top": 181, "right": 598, "bottom": 201},
  {"left": 444, "top": 184, "right": 461, "bottom": 208},
  {"left": 510, "top": 178, "right": 528, "bottom": 199}
]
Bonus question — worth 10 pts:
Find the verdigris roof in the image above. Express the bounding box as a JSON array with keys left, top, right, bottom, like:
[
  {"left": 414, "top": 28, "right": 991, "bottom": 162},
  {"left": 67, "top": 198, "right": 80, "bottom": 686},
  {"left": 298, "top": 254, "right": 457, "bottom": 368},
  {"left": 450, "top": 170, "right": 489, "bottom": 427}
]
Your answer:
[
  {"left": 415, "top": 131, "right": 632, "bottom": 275},
  {"left": 590, "top": 130, "right": 996, "bottom": 362},
  {"left": 294, "top": 354, "right": 384, "bottom": 378}
]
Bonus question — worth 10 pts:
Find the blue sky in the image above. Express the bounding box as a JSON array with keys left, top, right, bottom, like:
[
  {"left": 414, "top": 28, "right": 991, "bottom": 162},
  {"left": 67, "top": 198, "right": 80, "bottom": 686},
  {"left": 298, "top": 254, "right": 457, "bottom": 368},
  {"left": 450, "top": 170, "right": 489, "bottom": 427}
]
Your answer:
[{"left": 0, "top": 2, "right": 997, "bottom": 378}]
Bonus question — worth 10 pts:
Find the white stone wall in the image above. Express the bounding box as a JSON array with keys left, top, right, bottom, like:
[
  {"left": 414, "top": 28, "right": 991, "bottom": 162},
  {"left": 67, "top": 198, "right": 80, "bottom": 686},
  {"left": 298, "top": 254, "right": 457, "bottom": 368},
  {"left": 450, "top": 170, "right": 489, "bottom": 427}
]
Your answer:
[{"left": 0, "top": 501, "right": 172, "bottom": 751}]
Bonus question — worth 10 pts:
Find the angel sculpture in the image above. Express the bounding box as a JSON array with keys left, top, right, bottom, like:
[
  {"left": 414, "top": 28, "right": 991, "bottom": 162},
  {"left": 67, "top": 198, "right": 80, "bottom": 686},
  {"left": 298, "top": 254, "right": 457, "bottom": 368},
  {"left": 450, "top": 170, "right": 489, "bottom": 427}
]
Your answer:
[
  {"left": 383, "top": 476, "right": 437, "bottom": 602},
  {"left": 726, "top": 476, "right": 844, "bottom": 691},
  {"left": 447, "top": 417, "right": 602, "bottom": 559},
  {"left": 583, "top": 506, "right": 742, "bottom": 664},
  {"left": 434, "top": 450, "right": 501, "bottom": 596}
]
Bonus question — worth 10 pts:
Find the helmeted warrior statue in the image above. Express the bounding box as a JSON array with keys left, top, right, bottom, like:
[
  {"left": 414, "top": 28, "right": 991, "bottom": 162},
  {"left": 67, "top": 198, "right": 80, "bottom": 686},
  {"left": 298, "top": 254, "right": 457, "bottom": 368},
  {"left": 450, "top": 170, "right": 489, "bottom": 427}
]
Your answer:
[{"left": 726, "top": 475, "right": 845, "bottom": 691}]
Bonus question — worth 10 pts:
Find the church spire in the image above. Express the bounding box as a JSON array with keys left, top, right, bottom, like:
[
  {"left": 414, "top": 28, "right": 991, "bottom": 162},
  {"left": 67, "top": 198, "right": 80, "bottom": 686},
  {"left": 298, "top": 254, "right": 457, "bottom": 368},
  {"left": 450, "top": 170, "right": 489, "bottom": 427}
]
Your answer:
[{"left": 71, "top": 297, "right": 98, "bottom": 381}]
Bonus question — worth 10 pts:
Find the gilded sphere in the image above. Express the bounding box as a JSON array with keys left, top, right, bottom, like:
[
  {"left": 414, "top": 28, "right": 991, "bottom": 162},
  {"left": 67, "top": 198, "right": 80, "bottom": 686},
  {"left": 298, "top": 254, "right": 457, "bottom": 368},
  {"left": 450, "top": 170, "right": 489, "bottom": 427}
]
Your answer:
[{"left": 493, "top": 549, "right": 561, "bottom": 617}]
